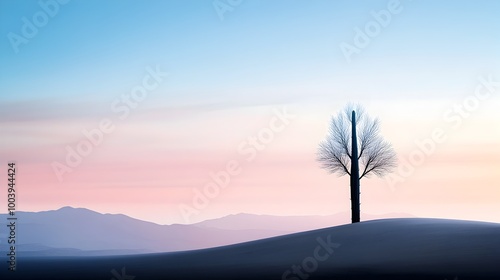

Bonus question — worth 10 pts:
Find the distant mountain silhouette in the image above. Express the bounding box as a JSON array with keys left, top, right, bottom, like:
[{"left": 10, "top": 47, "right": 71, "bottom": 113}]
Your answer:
[
  {"left": 194, "top": 212, "right": 415, "bottom": 232},
  {"left": 2, "top": 218, "right": 499, "bottom": 279},
  {"left": 0, "top": 207, "right": 413, "bottom": 256}
]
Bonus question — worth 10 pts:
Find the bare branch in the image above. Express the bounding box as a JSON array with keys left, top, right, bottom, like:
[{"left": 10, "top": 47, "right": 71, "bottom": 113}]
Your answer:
[
  {"left": 329, "top": 112, "right": 351, "bottom": 158},
  {"left": 317, "top": 140, "right": 351, "bottom": 176},
  {"left": 317, "top": 112, "right": 352, "bottom": 176},
  {"left": 359, "top": 138, "right": 397, "bottom": 179},
  {"left": 358, "top": 117, "right": 379, "bottom": 160},
  {"left": 344, "top": 103, "right": 364, "bottom": 125},
  {"left": 317, "top": 104, "right": 396, "bottom": 180}
]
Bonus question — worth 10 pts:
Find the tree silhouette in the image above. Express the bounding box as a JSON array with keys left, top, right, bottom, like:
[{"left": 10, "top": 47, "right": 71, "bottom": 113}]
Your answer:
[{"left": 317, "top": 104, "right": 397, "bottom": 223}]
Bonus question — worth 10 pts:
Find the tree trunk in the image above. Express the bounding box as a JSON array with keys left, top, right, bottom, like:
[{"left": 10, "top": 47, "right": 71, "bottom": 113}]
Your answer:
[{"left": 350, "top": 111, "right": 360, "bottom": 223}]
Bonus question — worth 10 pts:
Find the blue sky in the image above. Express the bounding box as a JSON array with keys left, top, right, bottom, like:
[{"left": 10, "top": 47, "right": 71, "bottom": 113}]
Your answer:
[{"left": 2, "top": 0, "right": 499, "bottom": 104}]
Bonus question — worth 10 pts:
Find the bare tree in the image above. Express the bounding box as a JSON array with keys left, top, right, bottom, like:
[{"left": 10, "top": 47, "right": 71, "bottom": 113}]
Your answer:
[{"left": 317, "top": 104, "right": 396, "bottom": 223}]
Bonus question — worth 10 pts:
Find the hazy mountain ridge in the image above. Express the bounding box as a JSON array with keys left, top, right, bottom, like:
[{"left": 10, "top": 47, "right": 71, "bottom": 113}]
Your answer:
[
  {"left": 2, "top": 218, "right": 499, "bottom": 279},
  {"left": 193, "top": 212, "right": 415, "bottom": 231},
  {"left": 0, "top": 207, "right": 413, "bottom": 256}
]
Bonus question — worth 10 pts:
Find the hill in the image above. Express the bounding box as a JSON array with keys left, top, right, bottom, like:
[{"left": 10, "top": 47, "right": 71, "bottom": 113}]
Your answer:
[
  {"left": 0, "top": 207, "right": 411, "bottom": 255},
  {"left": 2, "top": 218, "right": 499, "bottom": 279}
]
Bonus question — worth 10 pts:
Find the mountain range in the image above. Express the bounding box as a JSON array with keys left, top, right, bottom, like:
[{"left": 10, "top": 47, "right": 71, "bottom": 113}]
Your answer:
[
  {"left": 0, "top": 207, "right": 413, "bottom": 256},
  {"left": 2, "top": 217, "right": 499, "bottom": 279}
]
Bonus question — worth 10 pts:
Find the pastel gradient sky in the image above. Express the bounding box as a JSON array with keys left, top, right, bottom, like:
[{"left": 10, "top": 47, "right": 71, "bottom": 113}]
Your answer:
[{"left": 1, "top": 0, "right": 499, "bottom": 224}]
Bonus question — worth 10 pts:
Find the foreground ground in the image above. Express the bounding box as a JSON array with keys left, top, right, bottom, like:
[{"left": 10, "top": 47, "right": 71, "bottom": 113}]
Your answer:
[{"left": 2, "top": 218, "right": 500, "bottom": 280}]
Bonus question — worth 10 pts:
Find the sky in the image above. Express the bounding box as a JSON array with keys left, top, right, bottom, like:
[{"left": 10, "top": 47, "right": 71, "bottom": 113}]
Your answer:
[{"left": 1, "top": 0, "right": 499, "bottom": 225}]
